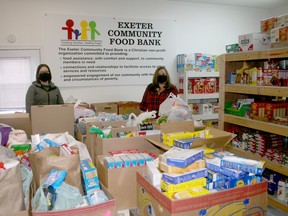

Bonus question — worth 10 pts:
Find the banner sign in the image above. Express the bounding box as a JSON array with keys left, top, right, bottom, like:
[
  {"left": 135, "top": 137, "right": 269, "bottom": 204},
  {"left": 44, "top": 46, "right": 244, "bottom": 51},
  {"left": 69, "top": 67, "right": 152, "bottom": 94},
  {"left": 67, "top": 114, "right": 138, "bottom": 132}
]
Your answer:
[{"left": 44, "top": 14, "right": 176, "bottom": 87}]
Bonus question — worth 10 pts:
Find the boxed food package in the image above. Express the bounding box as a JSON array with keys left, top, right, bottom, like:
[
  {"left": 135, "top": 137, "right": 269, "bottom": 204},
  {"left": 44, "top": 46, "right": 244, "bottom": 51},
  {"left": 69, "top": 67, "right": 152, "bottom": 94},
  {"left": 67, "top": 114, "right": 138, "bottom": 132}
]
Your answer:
[
  {"left": 194, "top": 53, "right": 215, "bottom": 72},
  {"left": 238, "top": 32, "right": 270, "bottom": 51},
  {"left": 176, "top": 53, "right": 195, "bottom": 72},
  {"left": 177, "top": 53, "right": 217, "bottom": 73},
  {"left": 260, "top": 16, "right": 277, "bottom": 32},
  {"left": 204, "top": 78, "right": 217, "bottom": 94},
  {"left": 193, "top": 78, "right": 205, "bottom": 94},
  {"left": 275, "top": 13, "right": 288, "bottom": 28}
]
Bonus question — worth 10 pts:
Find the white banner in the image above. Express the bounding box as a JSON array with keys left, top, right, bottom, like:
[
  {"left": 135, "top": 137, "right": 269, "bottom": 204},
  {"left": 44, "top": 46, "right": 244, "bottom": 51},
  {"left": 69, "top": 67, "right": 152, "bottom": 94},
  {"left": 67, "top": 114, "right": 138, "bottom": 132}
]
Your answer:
[{"left": 44, "top": 14, "right": 176, "bottom": 87}]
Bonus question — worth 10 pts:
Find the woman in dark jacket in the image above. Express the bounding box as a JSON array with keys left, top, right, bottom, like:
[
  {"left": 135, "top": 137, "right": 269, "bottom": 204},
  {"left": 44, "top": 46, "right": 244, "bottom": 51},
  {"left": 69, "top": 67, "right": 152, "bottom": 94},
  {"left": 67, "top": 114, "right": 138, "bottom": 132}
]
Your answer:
[{"left": 25, "top": 64, "right": 64, "bottom": 113}]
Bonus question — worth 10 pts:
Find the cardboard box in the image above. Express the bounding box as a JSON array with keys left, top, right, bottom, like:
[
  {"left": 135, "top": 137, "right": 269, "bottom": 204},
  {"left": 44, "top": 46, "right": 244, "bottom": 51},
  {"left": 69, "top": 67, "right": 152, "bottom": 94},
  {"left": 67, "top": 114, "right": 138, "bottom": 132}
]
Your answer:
[
  {"left": 30, "top": 104, "right": 74, "bottom": 136},
  {"left": 145, "top": 121, "right": 226, "bottom": 151},
  {"left": 96, "top": 137, "right": 161, "bottom": 211},
  {"left": 97, "top": 156, "right": 146, "bottom": 211},
  {"left": 238, "top": 32, "right": 270, "bottom": 51},
  {"left": 91, "top": 102, "right": 118, "bottom": 114},
  {"left": 91, "top": 121, "right": 199, "bottom": 210},
  {"left": 136, "top": 126, "right": 267, "bottom": 215},
  {"left": 0, "top": 113, "right": 32, "bottom": 138},
  {"left": 32, "top": 182, "right": 116, "bottom": 216},
  {"left": 137, "top": 171, "right": 267, "bottom": 215},
  {"left": 93, "top": 132, "right": 160, "bottom": 157},
  {"left": 117, "top": 101, "right": 140, "bottom": 115},
  {"left": 85, "top": 120, "right": 128, "bottom": 163}
]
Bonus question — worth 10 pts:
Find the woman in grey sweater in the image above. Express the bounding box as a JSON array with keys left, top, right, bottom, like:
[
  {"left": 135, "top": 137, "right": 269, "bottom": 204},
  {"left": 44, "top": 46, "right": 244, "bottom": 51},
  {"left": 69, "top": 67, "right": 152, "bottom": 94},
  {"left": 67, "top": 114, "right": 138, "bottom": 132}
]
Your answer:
[{"left": 25, "top": 64, "right": 64, "bottom": 113}]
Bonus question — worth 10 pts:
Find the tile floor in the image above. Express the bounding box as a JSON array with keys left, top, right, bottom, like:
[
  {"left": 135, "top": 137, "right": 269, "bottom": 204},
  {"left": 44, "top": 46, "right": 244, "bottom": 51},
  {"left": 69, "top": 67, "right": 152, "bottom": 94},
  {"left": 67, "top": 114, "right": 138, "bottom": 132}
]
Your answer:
[{"left": 267, "top": 205, "right": 287, "bottom": 216}]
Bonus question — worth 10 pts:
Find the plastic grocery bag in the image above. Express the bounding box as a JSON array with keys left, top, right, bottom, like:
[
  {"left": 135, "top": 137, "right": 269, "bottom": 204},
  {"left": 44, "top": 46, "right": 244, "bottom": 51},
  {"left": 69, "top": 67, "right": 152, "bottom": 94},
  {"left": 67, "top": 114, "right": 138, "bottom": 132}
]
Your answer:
[
  {"left": 6, "top": 128, "right": 30, "bottom": 148},
  {"left": 126, "top": 113, "right": 138, "bottom": 127},
  {"left": 158, "top": 93, "right": 190, "bottom": 116},
  {"left": 0, "top": 124, "right": 11, "bottom": 146},
  {"left": 73, "top": 100, "right": 95, "bottom": 120}
]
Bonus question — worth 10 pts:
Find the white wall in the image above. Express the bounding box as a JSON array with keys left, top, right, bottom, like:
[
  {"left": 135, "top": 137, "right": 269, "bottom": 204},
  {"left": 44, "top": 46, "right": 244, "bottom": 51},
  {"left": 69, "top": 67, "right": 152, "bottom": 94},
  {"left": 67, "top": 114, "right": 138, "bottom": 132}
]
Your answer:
[
  {"left": 271, "top": 5, "right": 288, "bottom": 16},
  {"left": 0, "top": 0, "right": 273, "bottom": 104}
]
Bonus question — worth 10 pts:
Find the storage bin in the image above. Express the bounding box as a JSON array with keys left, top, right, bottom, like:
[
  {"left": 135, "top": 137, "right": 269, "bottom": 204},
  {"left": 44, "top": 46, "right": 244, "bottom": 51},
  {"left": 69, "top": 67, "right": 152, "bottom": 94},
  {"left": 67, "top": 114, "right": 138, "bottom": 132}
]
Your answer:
[{"left": 224, "top": 102, "right": 251, "bottom": 117}]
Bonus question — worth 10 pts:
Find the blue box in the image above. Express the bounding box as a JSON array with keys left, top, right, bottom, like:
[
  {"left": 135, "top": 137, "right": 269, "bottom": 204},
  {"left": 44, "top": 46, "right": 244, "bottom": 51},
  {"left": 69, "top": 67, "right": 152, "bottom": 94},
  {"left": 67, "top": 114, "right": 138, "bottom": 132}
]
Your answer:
[
  {"left": 207, "top": 170, "right": 227, "bottom": 182},
  {"left": 173, "top": 137, "right": 202, "bottom": 149},
  {"left": 164, "top": 149, "right": 204, "bottom": 168},
  {"left": 219, "top": 166, "right": 248, "bottom": 179},
  {"left": 220, "top": 155, "right": 265, "bottom": 175},
  {"left": 80, "top": 159, "right": 100, "bottom": 195},
  {"left": 224, "top": 174, "right": 262, "bottom": 189},
  {"left": 162, "top": 168, "right": 207, "bottom": 184}
]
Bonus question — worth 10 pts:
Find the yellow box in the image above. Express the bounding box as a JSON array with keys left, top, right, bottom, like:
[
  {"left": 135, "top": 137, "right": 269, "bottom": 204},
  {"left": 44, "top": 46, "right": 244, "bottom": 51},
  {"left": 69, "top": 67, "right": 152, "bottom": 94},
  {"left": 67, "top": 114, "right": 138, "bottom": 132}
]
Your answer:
[
  {"left": 161, "top": 177, "right": 207, "bottom": 193},
  {"left": 164, "top": 186, "right": 211, "bottom": 200}
]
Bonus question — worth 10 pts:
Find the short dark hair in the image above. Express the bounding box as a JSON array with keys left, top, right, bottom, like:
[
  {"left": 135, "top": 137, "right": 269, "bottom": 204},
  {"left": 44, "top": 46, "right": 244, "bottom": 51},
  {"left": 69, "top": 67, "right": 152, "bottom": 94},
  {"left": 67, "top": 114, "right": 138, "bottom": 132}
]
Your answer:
[{"left": 36, "top": 64, "right": 52, "bottom": 83}]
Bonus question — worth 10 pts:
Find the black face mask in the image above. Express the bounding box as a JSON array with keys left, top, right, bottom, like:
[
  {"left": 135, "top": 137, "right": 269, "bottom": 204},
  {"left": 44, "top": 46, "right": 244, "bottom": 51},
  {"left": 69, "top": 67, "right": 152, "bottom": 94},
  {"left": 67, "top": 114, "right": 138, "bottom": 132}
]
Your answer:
[
  {"left": 158, "top": 75, "right": 167, "bottom": 83},
  {"left": 39, "top": 73, "right": 51, "bottom": 82}
]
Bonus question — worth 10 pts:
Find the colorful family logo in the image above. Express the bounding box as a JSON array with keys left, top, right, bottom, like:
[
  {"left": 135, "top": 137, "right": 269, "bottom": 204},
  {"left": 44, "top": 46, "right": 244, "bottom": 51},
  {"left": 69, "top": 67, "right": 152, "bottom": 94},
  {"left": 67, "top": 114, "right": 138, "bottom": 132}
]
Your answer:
[{"left": 62, "top": 19, "right": 101, "bottom": 40}]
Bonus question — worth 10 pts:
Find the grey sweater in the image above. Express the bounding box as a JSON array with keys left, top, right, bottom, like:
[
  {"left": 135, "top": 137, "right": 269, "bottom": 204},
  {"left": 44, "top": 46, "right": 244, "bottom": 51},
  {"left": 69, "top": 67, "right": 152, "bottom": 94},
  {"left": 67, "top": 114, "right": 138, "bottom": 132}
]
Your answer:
[{"left": 25, "top": 81, "right": 64, "bottom": 113}]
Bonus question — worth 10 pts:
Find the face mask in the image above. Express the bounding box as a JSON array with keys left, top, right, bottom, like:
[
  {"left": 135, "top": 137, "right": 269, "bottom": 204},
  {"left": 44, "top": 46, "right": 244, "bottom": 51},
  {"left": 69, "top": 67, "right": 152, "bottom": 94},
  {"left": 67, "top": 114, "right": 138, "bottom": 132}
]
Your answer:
[
  {"left": 39, "top": 73, "right": 51, "bottom": 82},
  {"left": 158, "top": 75, "right": 167, "bottom": 83}
]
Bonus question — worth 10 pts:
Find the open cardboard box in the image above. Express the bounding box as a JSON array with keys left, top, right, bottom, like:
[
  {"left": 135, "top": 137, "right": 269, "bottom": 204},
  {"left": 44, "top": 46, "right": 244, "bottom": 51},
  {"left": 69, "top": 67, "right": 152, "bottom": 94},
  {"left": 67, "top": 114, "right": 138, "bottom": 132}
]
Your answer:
[
  {"left": 92, "top": 121, "right": 194, "bottom": 158},
  {"left": 136, "top": 125, "right": 268, "bottom": 215},
  {"left": 0, "top": 113, "right": 32, "bottom": 139},
  {"left": 144, "top": 120, "right": 233, "bottom": 151},
  {"left": 137, "top": 171, "right": 268, "bottom": 215},
  {"left": 90, "top": 102, "right": 118, "bottom": 114},
  {"left": 85, "top": 120, "right": 128, "bottom": 163},
  {"left": 30, "top": 104, "right": 74, "bottom": 136},
  {"left": 86, "top": 120, "right": 161, "bottom": 164},
  {"left": 96, "top": 136, "right": 162, "bottom": 211}
]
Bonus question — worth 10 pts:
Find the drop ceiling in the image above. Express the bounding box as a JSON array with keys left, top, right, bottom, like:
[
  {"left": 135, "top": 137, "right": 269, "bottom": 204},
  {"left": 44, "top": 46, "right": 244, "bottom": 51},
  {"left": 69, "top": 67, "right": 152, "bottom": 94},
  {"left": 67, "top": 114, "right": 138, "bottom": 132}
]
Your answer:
[{"left": 167, "top": 0, "right": 288, "bottom": 9}]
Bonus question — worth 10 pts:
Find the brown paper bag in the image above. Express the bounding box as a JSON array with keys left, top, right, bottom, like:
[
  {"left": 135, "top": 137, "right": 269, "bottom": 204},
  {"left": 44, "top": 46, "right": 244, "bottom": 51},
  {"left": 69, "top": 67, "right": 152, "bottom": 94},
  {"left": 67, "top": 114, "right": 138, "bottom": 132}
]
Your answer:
[
  {"left": 28, "top": 147, "right": 83, "bottom": 195},
  {"left": 0, "top": 158, "right": 25, "bottom": 216}
]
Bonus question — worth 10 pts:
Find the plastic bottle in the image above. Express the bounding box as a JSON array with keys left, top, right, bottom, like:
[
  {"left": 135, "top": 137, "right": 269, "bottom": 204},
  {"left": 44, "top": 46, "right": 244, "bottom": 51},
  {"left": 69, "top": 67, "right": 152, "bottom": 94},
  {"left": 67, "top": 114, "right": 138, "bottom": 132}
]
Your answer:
[
  {"left": 277, "top": 179, "right": 285, "bottom": 201},
  {"left": 268, "top": 174, "right": 276, "bottom": 195}
]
